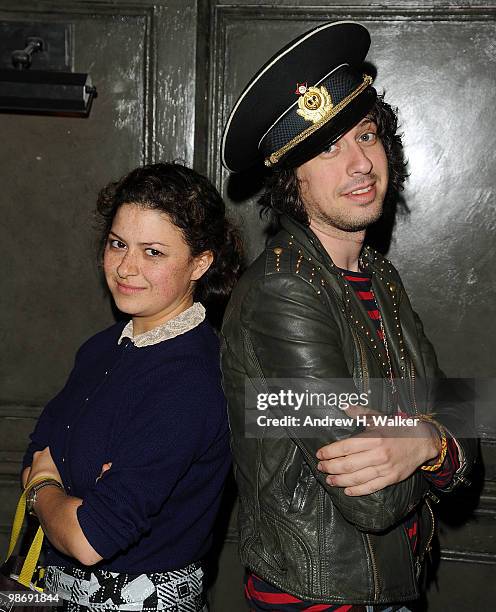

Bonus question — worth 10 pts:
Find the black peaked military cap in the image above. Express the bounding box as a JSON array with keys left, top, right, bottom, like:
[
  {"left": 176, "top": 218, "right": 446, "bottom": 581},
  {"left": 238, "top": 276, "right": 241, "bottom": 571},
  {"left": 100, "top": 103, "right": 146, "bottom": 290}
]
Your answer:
[{"left": 221, "top": 21, "right": 377, "bottom": 172}]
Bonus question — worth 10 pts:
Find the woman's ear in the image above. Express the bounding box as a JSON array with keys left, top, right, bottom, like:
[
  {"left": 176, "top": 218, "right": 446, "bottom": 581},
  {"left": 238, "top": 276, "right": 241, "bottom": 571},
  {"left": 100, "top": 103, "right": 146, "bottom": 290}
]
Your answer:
[{"left": 191, "top": 251, "right": 214, "bottom": 281}]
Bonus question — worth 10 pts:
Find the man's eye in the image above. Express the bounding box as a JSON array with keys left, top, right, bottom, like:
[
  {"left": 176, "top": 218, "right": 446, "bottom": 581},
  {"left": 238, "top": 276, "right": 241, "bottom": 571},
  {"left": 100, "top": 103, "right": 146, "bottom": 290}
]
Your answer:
[
  {"left": 109, "top": 239, "right": 126, "bottom": 249},
  {"left": 145, "top": 248, "right": 163, "bottom": 257},
  {"left": 359, "top": 132, "right": 377, "bottom": 144}
]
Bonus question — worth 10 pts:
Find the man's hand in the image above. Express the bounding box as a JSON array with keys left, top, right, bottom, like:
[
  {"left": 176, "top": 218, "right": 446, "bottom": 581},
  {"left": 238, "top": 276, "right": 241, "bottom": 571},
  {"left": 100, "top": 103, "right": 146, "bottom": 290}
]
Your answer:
[
  {"left": 26, "top": 447, "right": 62, "bottom": 489},
  {"left": 316, "top": 415, "right": 441, "bottom": 496}
]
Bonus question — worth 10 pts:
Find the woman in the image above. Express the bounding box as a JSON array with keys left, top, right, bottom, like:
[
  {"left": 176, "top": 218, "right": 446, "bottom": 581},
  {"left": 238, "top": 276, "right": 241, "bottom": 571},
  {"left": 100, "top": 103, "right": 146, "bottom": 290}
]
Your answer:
[{"left": 22, "top": 162, "right": 242, "bottom": 611}]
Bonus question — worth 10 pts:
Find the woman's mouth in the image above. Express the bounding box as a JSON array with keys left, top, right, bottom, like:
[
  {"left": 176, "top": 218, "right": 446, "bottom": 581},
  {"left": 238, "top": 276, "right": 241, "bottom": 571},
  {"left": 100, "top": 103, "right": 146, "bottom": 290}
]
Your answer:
[{"left": 116, "top": 282, "right": 147, "bottom": 295}]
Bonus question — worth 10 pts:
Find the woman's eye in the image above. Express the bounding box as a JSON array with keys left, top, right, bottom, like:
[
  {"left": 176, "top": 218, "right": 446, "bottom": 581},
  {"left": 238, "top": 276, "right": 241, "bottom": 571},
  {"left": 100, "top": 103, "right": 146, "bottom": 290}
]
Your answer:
[
  {"left": 109, "top": 239, "right": 126, "bottom": 249},
  {"left": 359, "top": 131, "right": 377, "bottom": 144},
  {"left": 145, "top": 248, "right": 163, "bottom": 257}
]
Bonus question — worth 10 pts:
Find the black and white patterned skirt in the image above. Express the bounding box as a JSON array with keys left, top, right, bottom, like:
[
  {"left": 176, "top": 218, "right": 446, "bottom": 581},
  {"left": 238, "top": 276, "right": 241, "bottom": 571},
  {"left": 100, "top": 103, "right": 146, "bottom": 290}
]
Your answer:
[{"left": 44, "top": 562, "right": 207, "bottom": 611}]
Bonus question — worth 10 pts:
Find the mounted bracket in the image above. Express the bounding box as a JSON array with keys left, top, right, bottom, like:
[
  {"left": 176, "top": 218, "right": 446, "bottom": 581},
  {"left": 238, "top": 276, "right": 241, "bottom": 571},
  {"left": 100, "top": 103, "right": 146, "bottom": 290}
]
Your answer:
[{"left": 0, "top": 21, "right": 96, "bottom": 116}]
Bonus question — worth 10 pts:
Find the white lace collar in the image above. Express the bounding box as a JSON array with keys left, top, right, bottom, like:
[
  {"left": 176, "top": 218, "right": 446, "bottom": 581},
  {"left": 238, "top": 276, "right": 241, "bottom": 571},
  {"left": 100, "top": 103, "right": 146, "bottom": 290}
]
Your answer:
[{"left": 117, "top": 302, "right": 206, "bottom": 348}]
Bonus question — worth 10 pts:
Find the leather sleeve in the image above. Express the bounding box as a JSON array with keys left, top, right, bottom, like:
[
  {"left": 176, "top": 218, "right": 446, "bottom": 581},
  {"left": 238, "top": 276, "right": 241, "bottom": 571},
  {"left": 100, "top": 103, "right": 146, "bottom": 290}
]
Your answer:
[
  {"left": 411, "top": 309, "right": 477, "bottom": 491},
  {"left": 240, "top": 273, "right": 429, "bottom": 532}
]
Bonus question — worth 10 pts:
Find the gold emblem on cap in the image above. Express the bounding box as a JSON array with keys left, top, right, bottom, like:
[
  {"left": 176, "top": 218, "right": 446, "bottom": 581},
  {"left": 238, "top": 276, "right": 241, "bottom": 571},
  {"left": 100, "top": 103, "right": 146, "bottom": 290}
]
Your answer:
[
  {"left": 265, "top": 75, "right": 373, "bottom": 167},
  {"left": 297, "top": 86, "right": 333, "bottom": 123}
]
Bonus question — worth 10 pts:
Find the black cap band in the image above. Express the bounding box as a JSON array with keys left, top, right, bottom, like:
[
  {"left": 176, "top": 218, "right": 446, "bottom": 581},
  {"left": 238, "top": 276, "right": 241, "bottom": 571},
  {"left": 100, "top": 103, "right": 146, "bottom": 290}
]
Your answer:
[{"left": 260, "top": 65, "right": 373, "bottom": 167}]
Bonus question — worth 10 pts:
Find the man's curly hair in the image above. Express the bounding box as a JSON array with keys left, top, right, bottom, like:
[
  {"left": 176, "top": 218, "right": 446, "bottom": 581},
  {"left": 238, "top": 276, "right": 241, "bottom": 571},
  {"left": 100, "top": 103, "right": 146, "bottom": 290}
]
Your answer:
[{"left": 259, "top": 95, "right": 408, "bottom": 225}]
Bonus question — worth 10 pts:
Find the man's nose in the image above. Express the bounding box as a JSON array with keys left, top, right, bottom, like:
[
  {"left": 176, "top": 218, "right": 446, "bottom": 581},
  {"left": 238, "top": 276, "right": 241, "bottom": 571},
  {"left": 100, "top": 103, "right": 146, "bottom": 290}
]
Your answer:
[
  {"left": 116, "top": 250, "right": 139, "bottom": 278},
  {"left": 346, "top": 141, "right": 373, "bottom": 176}
]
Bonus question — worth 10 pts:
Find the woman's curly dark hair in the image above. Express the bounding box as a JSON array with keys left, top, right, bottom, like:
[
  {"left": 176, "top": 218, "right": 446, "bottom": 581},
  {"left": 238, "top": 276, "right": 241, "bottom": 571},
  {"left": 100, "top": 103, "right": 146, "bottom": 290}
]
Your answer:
[
  {"left": 259, "top": 95, "right": 408, "bottom": 225},
  {"left": 96, "top": 162, "right": 243, "bottom": 305}
]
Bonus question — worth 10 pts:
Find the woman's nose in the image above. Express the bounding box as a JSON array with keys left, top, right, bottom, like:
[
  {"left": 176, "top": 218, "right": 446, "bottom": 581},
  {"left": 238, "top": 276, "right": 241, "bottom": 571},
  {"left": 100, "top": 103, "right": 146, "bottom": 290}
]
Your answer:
[{"left": 116, "top": 250, "right": 139, "bottom": 278}]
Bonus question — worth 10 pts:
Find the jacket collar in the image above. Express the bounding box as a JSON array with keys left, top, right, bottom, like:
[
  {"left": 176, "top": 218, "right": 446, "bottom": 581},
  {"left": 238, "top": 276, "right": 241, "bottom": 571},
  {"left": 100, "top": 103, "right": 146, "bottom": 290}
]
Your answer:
[
  {"left": 279, "top": 214, "right": 334, "bottom": 268},
  {"left": 278, "top": 214, "right": 399, "bottom": 283}
]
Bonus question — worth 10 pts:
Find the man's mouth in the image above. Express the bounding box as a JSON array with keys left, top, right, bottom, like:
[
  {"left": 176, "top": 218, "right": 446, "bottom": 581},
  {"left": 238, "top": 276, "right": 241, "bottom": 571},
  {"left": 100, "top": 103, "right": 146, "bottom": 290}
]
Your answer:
[
  {"left": 342, "top": 181, "right": 377, "bottom": 204},
  {"left": 343, "top": 181, "right": 375, "bottom": 196},
  {"left": 350, "top": 185, "right": 374, "bottom": 195}
]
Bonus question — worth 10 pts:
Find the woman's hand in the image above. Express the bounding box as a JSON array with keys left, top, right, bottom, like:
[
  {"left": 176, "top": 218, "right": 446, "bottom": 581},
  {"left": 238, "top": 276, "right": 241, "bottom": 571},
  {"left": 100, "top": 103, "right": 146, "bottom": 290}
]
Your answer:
[
  {"left": 96, "top": 462, "right": 112, "bottom": 483},
  {"left": 22, "top": 467, "right": 31, "bottom": 488},
  {"left": 26, "top": 447, "right": 62, "bottom": 489}
]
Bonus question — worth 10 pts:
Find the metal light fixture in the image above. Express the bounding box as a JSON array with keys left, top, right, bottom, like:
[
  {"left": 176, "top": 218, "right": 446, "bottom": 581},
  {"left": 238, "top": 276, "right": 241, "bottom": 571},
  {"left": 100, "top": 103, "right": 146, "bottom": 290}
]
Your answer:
[{"left": 0, "top": 34, "right": 97, "bottom": 116}]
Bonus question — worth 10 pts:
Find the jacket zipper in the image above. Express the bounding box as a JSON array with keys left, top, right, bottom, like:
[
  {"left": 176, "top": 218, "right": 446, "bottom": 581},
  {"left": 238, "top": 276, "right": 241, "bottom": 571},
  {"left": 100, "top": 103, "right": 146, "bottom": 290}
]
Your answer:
[
  {"left": 408, "top": 355, "right": 435, "bottom": 577},
  {"left": 416, "top": 498, "right": 436, "bottom": 578},
  {"left": 365, "top": 534, "right": 379, "bottom": 601},
  {"left": 352, "top": 321, "right": 379, "bottom": 600},
  {"left": 351, "top": 327, "right": 369, "bottom": 393},
  {"left": 357, "top": 334, "right": 369, "bottom": 392},
  {"left": 408, "top": 357, "right": 418, "bottom": 414},
  {"left": 355, "top": 329, "right": 378, "bottom": 601}
]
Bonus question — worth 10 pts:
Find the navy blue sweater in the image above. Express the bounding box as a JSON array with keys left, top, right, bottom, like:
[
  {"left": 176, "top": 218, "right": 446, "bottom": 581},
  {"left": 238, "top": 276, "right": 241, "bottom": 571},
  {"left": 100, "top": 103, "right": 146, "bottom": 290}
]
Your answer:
[{"left": 23, "top": 320, "right": 231, "bottom": 573}]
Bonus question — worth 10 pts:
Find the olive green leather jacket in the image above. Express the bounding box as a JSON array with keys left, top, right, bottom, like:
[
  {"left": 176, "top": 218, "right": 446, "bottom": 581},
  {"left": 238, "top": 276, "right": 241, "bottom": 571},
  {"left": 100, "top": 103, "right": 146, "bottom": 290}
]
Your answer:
[{"left": 221, "top": 215, "right": 475, "bottom": 605}]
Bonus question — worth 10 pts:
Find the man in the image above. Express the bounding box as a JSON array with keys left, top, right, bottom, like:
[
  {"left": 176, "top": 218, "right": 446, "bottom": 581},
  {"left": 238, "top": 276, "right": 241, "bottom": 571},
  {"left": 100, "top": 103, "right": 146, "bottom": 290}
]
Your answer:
[{"left": 220, "top": 22, "right": 475, "bottom": 610}]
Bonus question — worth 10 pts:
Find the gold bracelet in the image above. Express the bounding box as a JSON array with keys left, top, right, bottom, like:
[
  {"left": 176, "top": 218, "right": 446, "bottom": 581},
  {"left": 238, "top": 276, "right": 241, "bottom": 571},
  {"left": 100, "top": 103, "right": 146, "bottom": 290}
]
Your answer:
[{"left": 419, "top": 415, "right": 447, "bottom": 472}]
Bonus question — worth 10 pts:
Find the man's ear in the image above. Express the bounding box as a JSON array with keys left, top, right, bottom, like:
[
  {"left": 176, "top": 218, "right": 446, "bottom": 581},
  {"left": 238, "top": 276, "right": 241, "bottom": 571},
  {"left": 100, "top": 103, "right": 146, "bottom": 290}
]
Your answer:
[{"left": 191, "top": 251, "right": 214, "bottom": 281}]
